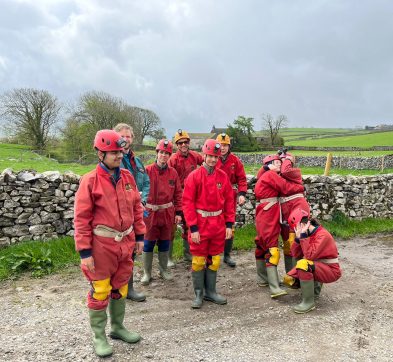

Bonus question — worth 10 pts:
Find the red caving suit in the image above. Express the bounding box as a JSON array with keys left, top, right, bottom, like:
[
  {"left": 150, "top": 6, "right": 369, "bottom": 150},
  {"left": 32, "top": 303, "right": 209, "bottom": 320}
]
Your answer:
[
  {"left": 254, "top": 170, "right": 305, "bottom": 257},
  {"left": 168, "top": 150, "right": 204, "bottom": 189},
  {"left": 279, "top": 159, "right": 311, "bottom": 243},
  {"left": 182, "top": 166, "right": 235, "bottom": 257},
  {"left": 74, "top": 165, "right": 146, "bottom": 308},
  {"left": 144, "top": 163, "right": 182, "bottom": 240},
  {"left": 216, "top": 152, "right": 247, "bottom": 212},
  {"left": 288, "top": 226, "right": 342, "bottom": 283}
]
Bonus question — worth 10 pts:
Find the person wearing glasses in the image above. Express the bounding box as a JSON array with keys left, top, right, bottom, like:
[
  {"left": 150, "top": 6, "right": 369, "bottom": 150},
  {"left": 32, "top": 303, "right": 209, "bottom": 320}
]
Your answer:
[
  {"left": 74, "top": 130, "right": 146, "bottom": 357},
  {"left": 167, "top": 129, "right": 203, "bottom": 265},
  {"left": 182, "top": 139, "right": 235, "bottom": 309},
  {"left": 140, "top": 139, "right": 182, "bottom": 285},
  {"left": 114, "top": 123, "right": 150, "bottom": 303},
  {"left": 215, "top": 133, "right": 247, "bottom": 268}
]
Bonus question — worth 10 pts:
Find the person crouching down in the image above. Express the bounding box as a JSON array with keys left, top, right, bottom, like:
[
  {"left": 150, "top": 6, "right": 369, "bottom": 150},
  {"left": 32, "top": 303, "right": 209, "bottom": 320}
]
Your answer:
[
  {"left": 287, "top": 208, "right": 342, "bottom": 314},
  {"left": 141, "top": 140, "right": 182, "bottom": 285},
  {"left": 74, "top": 130, "right": 146, "bottom": 357},
  {"left": 182, "top": 139, "right": 235, "bottom": 309}
]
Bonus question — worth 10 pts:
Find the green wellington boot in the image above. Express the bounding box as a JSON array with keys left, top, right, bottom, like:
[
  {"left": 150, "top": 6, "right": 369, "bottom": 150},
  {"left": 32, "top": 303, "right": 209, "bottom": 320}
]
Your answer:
[
  {"left": 266, "top": 266, "right": 288, "bottom": 298},
  {"left": 167, "top": 240, "right": 175, "bottom": 268},
  {"left": 183, "top": 239, "right": 192, "bottom": 262},
  {"left": 89, "top": 308, "right": 113, "bottom": 358},
  {"left": 109, "top": 298, "right": 141, "bottom": 343},
  {"left": 314, "top": 281, "right": 323, "bottom": 299},
  {"left": 191, "top": 269, "right": 205, "bottom": 309},
  {"left": 141, "top": 252, "right": 154, "bottom": 285},
  {"left": 204, "top": 268, "right": 227, "bottom": 305},
  {"left": 126, "top": 273, "right": 146, "bottom": 302},
  {"left": 293, "top": 280, "right": 316, "bottom": 314},
  {"left": 223, "top": 239, "right": 236, "bottom": 267},
  {"left": 256, "top": 259, "right": 269, "bottom": 287},
  {"left": 158, "top": 251, "right": 173, "bottom": 280}
]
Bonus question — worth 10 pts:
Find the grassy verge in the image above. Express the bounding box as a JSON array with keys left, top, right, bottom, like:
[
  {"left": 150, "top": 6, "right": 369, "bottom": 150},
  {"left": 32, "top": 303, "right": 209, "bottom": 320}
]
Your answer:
[{"left": 1, "top": 213, "right": 393, "bottom": 281}]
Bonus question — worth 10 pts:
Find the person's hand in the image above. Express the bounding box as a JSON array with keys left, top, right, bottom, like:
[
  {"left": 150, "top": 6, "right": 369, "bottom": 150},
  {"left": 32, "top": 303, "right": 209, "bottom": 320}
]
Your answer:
[
  {"left": 135, "top": 241, "right": 144, "bottom": 255},
  {"left": 191, "top": 231, "right": 200, "bottom": 244},
  {"left": 175, "top": 215, "right": 182, "bottom": 224},
  {"left": 81, "top": 256, "right": 95, "bottom": 273},
  {"left": 294, "top": 221, "right": 310, "bottom": 238},
  {"left": 225, "top": 228, "right": 232, "bottom": 240},
  {"left": 238, "top": 195, "right": 246, "bottom": 205}
]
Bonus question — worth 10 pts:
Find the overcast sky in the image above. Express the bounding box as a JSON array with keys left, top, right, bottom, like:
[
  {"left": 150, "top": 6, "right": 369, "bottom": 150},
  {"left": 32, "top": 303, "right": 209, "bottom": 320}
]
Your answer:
[{"left": 1, "top": 0, "right": 392, "bottom": 137}]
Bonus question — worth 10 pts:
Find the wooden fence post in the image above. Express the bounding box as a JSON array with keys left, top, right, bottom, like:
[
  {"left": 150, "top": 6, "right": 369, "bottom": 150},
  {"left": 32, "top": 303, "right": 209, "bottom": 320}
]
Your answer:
[{"left": 324, "top": 153, "right": 333, "bottom": 176}]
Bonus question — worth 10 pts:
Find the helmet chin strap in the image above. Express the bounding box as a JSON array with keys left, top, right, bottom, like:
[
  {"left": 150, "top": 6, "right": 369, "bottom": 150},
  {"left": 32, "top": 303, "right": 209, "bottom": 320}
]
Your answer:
[{"left": 99, "top": 152, "right": 117, "bottom": 171}]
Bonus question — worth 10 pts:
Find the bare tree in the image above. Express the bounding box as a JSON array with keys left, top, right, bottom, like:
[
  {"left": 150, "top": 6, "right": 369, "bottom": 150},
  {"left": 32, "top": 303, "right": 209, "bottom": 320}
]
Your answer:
[
  {"left": 262, "top": 113, "right": 288, "bottom": 146},
  {"left": 0, "top": 88, "right": 61, "bottom": 150},
  {"left": 131, "top": 107, "right": 162, "bottom": 144}
]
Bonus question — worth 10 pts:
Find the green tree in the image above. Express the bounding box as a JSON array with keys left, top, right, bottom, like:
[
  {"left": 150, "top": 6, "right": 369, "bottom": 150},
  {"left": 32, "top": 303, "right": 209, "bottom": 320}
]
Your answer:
[
  {"left": 0, "top": 88, "right": 61, "bottom": 150},
  {"left": 227, "top": 116, "right": 259, "bottom": 151}
]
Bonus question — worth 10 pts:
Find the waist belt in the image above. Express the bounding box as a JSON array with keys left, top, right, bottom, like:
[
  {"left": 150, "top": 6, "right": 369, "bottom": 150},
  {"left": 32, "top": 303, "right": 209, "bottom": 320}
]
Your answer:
[
  {"left": 196, "top": 209, "right": 222, "bottom": 217},
  {"left": 316, "top": 258, "right": 339, "bottom": 264},
  {"left": 259, "top": 197, "right": 279, "bottom": 211},
  {"left": 145, "top": 202, "right": 173, "bottom": 211},
  {"left": 93, "top": 224, "right": 134, "bottom": 242},
  {"left": 279, "top": 193, "right": 304, "bottom": 204}
]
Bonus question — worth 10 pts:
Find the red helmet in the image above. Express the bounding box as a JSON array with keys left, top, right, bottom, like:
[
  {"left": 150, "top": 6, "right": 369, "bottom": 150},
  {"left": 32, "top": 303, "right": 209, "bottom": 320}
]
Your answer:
[
  {"left": 288, "top": 208, "right": 309, "bottom": 229},
  {"left": 94, "top": 130, "right": 126, "bottom": 152},
  {"left": 202, "top": 139, "right": 221, "bottom": 156},
  {"left": 156, "top": 139, "right": 173, "bottom": 154},
  {"left": 263, "top": 154, "right": 281, "bottom": 165}
]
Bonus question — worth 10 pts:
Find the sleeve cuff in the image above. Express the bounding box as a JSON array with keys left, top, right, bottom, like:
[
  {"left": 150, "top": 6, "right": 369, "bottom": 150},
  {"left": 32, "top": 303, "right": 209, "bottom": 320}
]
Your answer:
[
  {"left": 135, "top": 234, "right": 144, "bottom": 241},
  {"left": 294, "top": 237, "right": 301, "bottom": 244},
  {"left": 226, "top": 222, "right": 233, "bottom": 229},
  {"left": 175, "top": 210, "right": 182, "bottom": 216},
  {"left": 238, "top": 191, "right": 246, "bottom": 197},
  {"left": 190, "top": 225, "right": 198, "bottom": 232},
  {"left": 79, "top": 249, "right": 92, "bottom": 259},
  {"left": 300, "top": 232, "right": 308, "bottom": 239}
]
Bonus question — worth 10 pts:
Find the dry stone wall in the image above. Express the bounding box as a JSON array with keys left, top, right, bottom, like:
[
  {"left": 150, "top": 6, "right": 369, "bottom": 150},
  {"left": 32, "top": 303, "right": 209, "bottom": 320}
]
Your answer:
[{"left": 1, "top": 169, "right": 392, "bottom": 247}]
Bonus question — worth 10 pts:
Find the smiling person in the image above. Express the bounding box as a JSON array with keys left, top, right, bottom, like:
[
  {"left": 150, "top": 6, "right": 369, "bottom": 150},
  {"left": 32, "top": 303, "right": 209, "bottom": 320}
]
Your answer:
[
  {"left": 141, "top": 140, "right": 182, "bottom": 285},
  {"left": 167, "top": 129, "right": 203, "bottom": 265},
  {"left": 74, "top": 130, "right": 146, "bottom": 357},
  {"left": 114, "top": 123, "right": 150, "bottom": 303},
  {"left": 215, "top": 133, "right": 247, "bottom": 268},
  {"left": 182, "top": 139, "right": 235, "bottom": 309}
]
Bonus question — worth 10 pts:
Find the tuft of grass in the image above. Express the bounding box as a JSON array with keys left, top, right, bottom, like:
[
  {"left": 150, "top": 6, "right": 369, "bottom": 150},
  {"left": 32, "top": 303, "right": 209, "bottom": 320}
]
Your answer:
[{"left": 0, "top": 237, "right": 79, "bottom": 280}]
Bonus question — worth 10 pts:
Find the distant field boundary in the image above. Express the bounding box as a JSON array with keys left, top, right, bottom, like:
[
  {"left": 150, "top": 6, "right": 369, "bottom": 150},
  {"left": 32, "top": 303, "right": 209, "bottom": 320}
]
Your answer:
[{"left": 284, "top": 146, "right": 393, "bottom": 151}]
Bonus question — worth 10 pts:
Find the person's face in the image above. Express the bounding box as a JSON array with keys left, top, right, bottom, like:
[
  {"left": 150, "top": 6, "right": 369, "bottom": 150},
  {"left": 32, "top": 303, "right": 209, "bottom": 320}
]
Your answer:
[
  {"left": 117, "top": 128, "right": 133, "bottom": 150},
  {"left": 157, "top": 150, "right": 171, "bottom": 166},
  {"left": 220, "top": 144, "right": 230, "bottom": 156},
  {"left": 204, "top": 154, "right": 219, "bottom": 167},
  {"left": 99, "top": 150, "right": 123, "bottom": 168},
  {"left": 176, "top": 138, "right": 190, "bottom": 154},
  {"left": 272, "top": 159, "right": 282, "bottom": 172}
]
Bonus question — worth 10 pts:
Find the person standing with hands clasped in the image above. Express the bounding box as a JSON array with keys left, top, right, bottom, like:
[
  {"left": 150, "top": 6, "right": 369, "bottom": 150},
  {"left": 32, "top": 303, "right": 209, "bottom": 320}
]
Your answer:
[
  {"left": 74, "top": 130, "right": 146, "bottom": 357},
  {"left": 182, "top": 139, "right": 235, "bottom": 309},
  {"left": 287, "top": 208, "right": 342, "bottom": 314}
]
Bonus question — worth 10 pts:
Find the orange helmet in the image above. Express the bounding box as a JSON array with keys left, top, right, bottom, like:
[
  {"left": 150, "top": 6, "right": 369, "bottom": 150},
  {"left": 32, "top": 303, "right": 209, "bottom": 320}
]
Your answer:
[
  {"left": 156, "top": 139, "right": 173, "bottom": 154},
  {"left": 216, "top": 133, "right": 230, "bottom": 145},
  {"left": 263, "top": 154, "right": 281, "bottom": 165},
  {"left": 202, "top": 139, "right": 221, "bottom": 156},
  {"left": 94, "top": 130, "right": 126, "bottom": 152},
  {"left": 174, "top": 129, "right": 190, "bottom": 143},
  {"left": 288, "top": 208, "right": 309, "bottom": 229}
]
